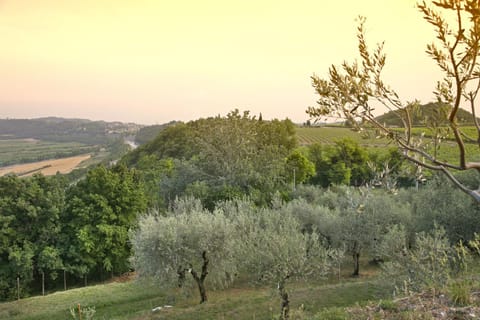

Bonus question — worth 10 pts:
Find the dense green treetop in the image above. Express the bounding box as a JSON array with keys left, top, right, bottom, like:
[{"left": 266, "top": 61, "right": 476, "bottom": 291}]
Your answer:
[
  {"left": 60, "top": 164, "right": 147, "bottom": 276},
  {"left": 122, "top": 110, "right": 298, "bottom": 208},
  {"left": 0, "top": 174, "right": 66, "bottom": 299}
]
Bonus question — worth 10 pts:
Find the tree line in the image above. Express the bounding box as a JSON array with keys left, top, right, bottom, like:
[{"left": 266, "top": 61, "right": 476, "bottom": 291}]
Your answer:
[
  {"left": 0, "top": 165, "right": 146, "bottom": 300},
  {"left": 122, "top": 109, "right": 415, "bottom": 211}
]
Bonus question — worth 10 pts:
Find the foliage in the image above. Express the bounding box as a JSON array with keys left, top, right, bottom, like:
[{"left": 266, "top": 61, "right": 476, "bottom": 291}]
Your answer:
[
  {"left": 307, "top": 143, "right": 351, "bottom": 187},
  {"left": 134, "top": 121, "right": 178, "bottom": 145},
  {"left": 238, "top": 208, "right": 330, "bottom": 285},
  {"left": 131, "top": 199, "right": 237, "bottom": 304},
  {"left": 408, "top": 174, "right": 480, "bottom": 243},
  {"left": 60, "top": 164, "right": 147, "bottom": 278},
  {"left": 124, "top": 109, "right": 298, "bottom": 208},
  {"left": 236, "top": 207, "right": 331, "bottom": 319},
  {"left": 134, "top": 155, "right": 174, "bottom": 208},
  {"left": 0, "top": 174, "right": 66, "bottom": 299},
  {"left": 285, "top": 149, "right": 316, "bottom": 186},
  {"left": 379, "top": 225, "right": 460, "bottom": 295},
  {"left": 306, "top": 139, "right": 403, "bottom": 187},
  {"left": 307, "top": 1, "right": 480, "bottom": 202},
  {"left": 289, "top": 186, "right": 411, "bottom": 276}
]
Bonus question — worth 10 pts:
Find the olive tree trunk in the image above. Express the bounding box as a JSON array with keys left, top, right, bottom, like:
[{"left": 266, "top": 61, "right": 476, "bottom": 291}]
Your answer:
[
  {"left": 278, "top": 280, "right": 290, "bottom": 320},
  {"left": 190, "top": 250, "right": 209, "bottom": 304}
]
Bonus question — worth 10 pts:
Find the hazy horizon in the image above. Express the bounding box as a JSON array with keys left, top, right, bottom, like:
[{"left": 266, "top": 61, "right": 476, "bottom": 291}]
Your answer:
[{"left": 0, "top": 0, "right": 442, "bottom": 125}]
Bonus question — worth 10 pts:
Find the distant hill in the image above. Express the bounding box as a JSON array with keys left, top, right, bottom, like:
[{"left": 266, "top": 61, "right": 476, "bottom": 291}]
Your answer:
[
  {"left": 374, "top": 102, "right": 478, "bottom": 127},
  {"left": 0, "top": 117, "right": 141, "bottom": 145},
  {"left": 134, "top": 121, "right": 179, "bottom": 145}
]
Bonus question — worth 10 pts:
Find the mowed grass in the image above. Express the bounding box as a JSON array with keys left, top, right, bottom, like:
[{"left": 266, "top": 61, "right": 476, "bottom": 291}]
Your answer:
[
  {"left": 0, "top": 264, "right": 385, "bottom": 320},
  {"left": 0, "top": 139, "right": 96, "bottom": 167}
]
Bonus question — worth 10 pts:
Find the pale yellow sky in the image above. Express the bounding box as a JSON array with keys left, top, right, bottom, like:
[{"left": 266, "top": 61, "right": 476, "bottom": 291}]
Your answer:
[{"left": 0, "top": 0, "right": 441, "bottom": 124}]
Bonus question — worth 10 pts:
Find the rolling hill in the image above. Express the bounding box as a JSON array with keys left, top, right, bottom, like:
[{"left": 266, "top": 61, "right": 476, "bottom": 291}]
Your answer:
[{"left": 374, "top": 102, "right": 478, "bottom": 127}]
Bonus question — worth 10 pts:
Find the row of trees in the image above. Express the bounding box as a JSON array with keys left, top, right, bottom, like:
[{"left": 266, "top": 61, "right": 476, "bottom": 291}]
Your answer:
[
  {"left": 0, "top": 164, "right": 146, "bottom": 300},
  {"left": 132, "top": 197, "right": 331, "bottom": 318},
  {"left": 306, "top": 138, "right": 408, "bottom": 188},
  {"left": 132, "top": 176, "right": 480, "bottom": 318},
  {"left": 122, "top": 110, "right": 414, "bottom": 211}
]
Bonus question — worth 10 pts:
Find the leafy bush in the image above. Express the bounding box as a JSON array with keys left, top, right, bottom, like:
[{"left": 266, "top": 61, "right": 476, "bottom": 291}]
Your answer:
[{"left": 379, "top": 225, "right": 460, "bottom": 295}]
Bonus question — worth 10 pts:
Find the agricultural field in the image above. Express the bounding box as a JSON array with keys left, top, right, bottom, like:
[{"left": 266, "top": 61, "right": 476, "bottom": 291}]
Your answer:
[
  {"left": 296, "top": 125, "right": 480, "bottom": 164},
  {"left": 0, "top": 154, "right": 91, "bottom": 177},
  {"left": 296, "top": 126, "right": 391, "bottom": 146},
  {"left": 0, "top": 139, "right": 97, "bottom": 167}
]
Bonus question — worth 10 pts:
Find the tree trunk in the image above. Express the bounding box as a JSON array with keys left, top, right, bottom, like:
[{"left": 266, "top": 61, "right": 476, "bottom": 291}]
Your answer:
[
  {"left": 190, "top": 250, "right": 209, "bottom": 304},
  {"left": 177, "top": 266, "right": 187, "bottom": 288},
  {"left": 278, "top": 280, "right": 290, "bottom": 320},
  {"left": 42, "top": 271, "right": 45, "bottom": 296},
  {"left": 352, "top": 252, "right": 360, "bottom": 277}
]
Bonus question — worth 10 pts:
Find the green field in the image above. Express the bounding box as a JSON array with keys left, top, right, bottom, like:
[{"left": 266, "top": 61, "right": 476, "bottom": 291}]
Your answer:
[
  {"left": 0, "top": 139, "right": 98, "bottom": 167},
  {"left": 296, "top": 126, "right": 480, "bottom": 164},
  {"left": 0, "top": 267, "right": 384, "bottom": 320},
  {"left": 296, "top": 126, "right": 391, "bottom": 146}
]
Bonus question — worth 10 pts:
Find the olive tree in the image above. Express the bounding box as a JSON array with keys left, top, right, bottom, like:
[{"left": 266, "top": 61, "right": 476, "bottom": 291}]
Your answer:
[
  {"left": 378, "top": 225, "right": 462, "bottom": 295},
  {"left": 298, "top": 186, "right": 411, "bottom": 277},
  {"left": 237, "top": 208, "right": 331, "bottom": 320},
  {"left": 307, "top": 0, "right": 480, "bottom": 203},
  {"left": 131, "top": 205, "right": 237, "bottom": 304}
]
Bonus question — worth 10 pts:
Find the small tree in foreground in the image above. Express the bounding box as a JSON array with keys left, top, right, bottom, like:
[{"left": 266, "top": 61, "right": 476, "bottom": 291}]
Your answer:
[
  {"left": 131, "top": 207, "right": 236, "bottom": 304},
  {"left": 237, "top": 208, "right": 330, "bottom": 320},
  {"left": 307, "top": 0, "right": 480, "bottom": 203}
]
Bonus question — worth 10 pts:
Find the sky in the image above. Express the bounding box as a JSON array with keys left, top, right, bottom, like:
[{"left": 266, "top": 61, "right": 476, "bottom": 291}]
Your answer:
[{"left": 0, "top": 0, "right": 442, "bottom": 125}]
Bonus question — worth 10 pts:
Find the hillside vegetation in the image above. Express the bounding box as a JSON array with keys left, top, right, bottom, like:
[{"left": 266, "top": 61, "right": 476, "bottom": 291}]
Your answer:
[
  {"left": 374, "top": 102, "right": 479, "bottom": 127},
  {"left": 0, "top": 117, "right": 140, "bottom": 144}
]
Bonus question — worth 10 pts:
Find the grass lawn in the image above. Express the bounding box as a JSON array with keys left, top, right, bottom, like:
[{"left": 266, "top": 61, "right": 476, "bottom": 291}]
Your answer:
[{"left": 0, "top": 262, "right": 385, "bottom": 320}]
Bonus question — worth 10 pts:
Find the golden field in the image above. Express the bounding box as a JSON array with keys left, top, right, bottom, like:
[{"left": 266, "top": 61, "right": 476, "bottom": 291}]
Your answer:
[{"left": 0, "top": 154, "right": 91, "bottom": 177}]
